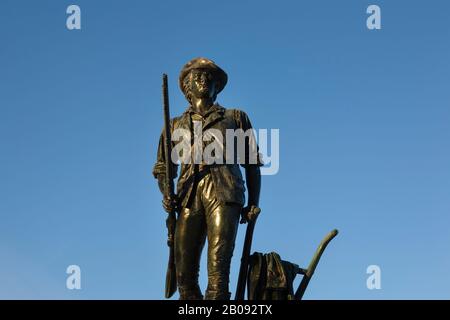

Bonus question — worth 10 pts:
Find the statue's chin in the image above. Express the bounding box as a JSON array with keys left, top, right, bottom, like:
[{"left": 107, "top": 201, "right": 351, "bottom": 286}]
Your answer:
[{"left": 193, "top": 90, "right": 210, "bottom": 99}]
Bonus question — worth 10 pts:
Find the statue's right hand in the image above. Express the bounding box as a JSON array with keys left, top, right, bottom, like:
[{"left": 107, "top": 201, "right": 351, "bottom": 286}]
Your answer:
[{"left": 162, "top": 195, "right": 178, "bottom": 214}]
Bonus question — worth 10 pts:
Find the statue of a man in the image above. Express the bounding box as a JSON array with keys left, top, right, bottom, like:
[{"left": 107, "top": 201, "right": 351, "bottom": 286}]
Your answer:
[{"left": 153, "top": 58, "right": 263, "bottom": 300}]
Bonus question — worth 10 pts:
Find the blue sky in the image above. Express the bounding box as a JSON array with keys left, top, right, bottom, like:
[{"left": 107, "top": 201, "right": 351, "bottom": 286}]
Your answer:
[{"left": 0, "top": 0, "right": 449, "bottom": 299}]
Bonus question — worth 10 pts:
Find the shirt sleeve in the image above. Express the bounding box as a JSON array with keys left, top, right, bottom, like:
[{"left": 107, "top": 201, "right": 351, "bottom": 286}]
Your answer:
[
  {"left": 234, "top": 109, "right": 264, "bottom": 168},
  {"left": 152, "top": 125, "right": 179, "bottom": 179}
]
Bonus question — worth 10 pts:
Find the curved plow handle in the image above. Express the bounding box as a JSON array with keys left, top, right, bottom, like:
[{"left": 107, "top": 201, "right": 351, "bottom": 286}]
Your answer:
[{"left": 294, "top": 229, "right": 339, "bottom": 300}]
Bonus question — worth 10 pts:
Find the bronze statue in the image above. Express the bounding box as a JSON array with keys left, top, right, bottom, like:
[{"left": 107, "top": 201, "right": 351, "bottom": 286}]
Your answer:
[{"left": 153, "top": 58, "right": 263, "bottom": 300}]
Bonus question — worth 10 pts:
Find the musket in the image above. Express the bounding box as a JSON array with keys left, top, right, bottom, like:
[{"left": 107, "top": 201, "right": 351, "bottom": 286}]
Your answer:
[{"left": 162, "top": 74, "right": 177, "bottom": 299}]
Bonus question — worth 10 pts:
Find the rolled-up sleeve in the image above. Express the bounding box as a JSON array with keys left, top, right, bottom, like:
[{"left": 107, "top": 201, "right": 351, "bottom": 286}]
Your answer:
[
  {"left": 234, "top": 110, "right": 264, "bottom": 168},
  {"left": 152, "top": 128, "right": 179, "bottom": 179}
]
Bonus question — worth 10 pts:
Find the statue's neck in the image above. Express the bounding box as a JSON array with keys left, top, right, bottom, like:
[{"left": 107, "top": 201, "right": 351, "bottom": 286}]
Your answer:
[{"left": 191, "top": 97, "right": 214, "bottom": 116}]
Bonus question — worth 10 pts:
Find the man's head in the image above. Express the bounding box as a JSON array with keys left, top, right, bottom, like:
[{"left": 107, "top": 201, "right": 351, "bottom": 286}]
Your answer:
[{"left": 179, "top": 58, "right": 228, "bottom": 104}]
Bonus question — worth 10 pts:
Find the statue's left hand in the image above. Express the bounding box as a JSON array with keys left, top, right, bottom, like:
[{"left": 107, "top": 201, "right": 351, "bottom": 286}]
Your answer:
[{"left": 240, "top": 205, "right": 261, "bottom": 224}]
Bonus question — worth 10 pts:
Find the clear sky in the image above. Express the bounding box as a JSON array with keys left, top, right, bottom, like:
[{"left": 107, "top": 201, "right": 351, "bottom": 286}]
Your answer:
[{"left": 1, "top": 0, "right": 449, "bottom": 299}]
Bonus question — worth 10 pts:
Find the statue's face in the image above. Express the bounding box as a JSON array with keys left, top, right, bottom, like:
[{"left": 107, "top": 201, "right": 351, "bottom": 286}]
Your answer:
[{"left": 189, "top": 68, "right": 217, "bottom": 100}]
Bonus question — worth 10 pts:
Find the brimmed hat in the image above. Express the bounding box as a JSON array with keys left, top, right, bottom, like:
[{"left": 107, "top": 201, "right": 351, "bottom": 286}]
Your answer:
[{"left": 179, "top": 57, "right": 228, "bottom": 97}]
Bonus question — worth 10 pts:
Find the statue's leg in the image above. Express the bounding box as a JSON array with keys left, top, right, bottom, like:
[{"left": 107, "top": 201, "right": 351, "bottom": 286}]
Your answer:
[
  {"left": 201, "top": 176, "right": 241, "bottom": 300},
  {"left": 174, "top": 204, "right": 206, "bottom": 300}
]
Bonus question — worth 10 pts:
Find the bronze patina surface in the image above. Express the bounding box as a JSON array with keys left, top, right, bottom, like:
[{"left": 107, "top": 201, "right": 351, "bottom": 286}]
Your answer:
[{"left": 153, "top": 58, "right": 262, "bottom": 300}]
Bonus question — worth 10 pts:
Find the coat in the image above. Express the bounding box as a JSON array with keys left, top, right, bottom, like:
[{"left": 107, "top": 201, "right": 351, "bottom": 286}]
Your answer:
[{"left": 152, "top": 103, "right": 263, "bottom": 209}]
